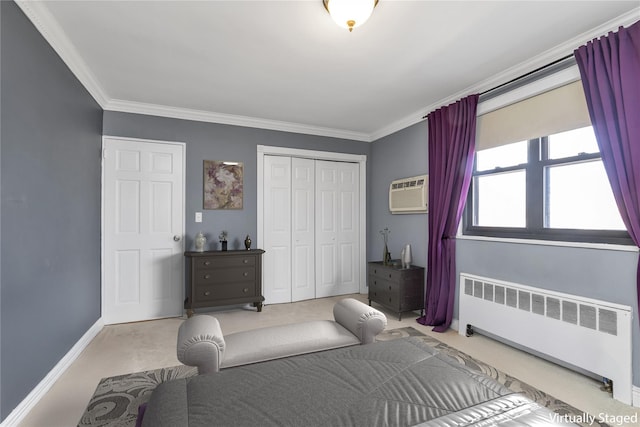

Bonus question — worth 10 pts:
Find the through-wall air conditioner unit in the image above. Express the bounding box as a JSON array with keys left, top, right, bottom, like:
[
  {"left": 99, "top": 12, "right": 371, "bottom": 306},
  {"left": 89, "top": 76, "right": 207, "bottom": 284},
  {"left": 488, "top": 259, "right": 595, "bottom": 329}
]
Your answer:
[{"left": 389, "top": 175, "right": 428, "bottom": 214}]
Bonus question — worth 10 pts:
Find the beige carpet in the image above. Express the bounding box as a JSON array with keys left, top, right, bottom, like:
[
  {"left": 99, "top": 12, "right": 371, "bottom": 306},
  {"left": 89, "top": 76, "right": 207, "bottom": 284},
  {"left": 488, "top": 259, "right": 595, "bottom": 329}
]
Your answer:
[{"left": 79, "top": 326, "right": 606, "bottom": 427}]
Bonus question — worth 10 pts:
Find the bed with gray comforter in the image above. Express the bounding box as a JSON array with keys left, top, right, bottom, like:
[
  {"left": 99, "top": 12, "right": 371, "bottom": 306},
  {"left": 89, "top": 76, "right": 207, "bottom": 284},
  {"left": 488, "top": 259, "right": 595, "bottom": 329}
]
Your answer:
[{"left": 141, "top": 337, "right": 572, "bottom": 426}]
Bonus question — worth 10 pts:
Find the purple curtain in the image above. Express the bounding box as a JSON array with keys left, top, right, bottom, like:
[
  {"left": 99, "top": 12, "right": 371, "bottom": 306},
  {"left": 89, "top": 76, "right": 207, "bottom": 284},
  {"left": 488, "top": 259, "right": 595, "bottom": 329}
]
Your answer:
[
  {"left": 574, "top": 20, "right": 640, "bottom": 321},
  {"left": 417, "top": 94, "right": 479, "bottom": 332}
]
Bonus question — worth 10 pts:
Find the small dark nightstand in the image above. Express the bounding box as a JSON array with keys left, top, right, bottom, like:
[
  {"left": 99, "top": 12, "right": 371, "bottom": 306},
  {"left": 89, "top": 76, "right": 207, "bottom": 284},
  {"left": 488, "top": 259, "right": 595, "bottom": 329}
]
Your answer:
[{"left": 368, "top": 261, "right": 425, "bottom": 320}]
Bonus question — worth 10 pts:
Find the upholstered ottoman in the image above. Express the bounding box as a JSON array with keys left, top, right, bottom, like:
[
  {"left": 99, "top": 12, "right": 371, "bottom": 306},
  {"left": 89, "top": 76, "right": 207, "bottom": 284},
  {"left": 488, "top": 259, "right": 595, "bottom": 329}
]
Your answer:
[{"left": 177, "top": 297, "right": 387, "bottom": 374}]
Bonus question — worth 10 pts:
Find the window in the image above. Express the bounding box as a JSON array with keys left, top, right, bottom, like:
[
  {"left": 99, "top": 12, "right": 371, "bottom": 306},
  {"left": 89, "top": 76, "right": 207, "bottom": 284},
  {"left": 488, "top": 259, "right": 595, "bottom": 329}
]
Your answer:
[
  {"left": 464, "top": 126, "right": 631, "bottom": 244},
  {"left": 474, "top": 141, "right": 527, "bottom": 228}
]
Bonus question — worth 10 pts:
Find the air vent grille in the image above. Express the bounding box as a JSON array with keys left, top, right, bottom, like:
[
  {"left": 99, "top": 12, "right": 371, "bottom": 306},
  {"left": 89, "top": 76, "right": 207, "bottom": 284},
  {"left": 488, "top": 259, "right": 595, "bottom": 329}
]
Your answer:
[
  {"left": 599, "top": 309, "right": 618, "bottom": 335},
  {"left": 547, "top": 297, "right": 561, "bottom": 320},
  {"left": 562, "top": 301, "right": 578, "bottom": 324},
  {"left": 462, "top": 277, "right": 618, "bottom": 336},
  {"left": 580, "top": 305, "right": 597, "bottom": 330},
  {"left": 532, "top": 294, "right": 545, "bottom": 315}
]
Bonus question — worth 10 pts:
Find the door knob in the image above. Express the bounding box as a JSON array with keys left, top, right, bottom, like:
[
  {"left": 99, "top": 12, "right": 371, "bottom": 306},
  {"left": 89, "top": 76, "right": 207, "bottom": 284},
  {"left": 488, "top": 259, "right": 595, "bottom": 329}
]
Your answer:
[{"left": 173, "top": 235, "right": 181, "bottom": 242}]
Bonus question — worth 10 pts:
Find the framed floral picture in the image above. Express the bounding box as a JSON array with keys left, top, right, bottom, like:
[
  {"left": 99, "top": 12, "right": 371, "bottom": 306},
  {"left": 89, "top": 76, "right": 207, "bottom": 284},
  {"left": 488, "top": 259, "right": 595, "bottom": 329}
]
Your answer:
[{"left": 203, "top": 160, "right": 243, "bottom": 209}]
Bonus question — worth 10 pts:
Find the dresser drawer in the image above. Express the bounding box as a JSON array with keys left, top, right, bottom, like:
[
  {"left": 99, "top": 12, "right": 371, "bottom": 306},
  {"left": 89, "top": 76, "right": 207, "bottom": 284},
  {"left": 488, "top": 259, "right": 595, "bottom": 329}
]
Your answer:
[
  {"left": 368, "top": 264, "right": 402, "bottom": 282},
  {"left": 368, "top": 277, "right": 398, "bottom": 309},
  {"left": 368, "top": 276, "right": 398, "bottom": 293},
  {"left": 195, "top": 282, "right": 258, "bottom": 302},
  {"left": 368, "top": 291, "right": 399, "bottom": 311},
  {"left": 194, "top": 267, "right": 256, "bottom": 285},
  {"left": 195, "top": 256, "right": 256, "bottom": 270}
]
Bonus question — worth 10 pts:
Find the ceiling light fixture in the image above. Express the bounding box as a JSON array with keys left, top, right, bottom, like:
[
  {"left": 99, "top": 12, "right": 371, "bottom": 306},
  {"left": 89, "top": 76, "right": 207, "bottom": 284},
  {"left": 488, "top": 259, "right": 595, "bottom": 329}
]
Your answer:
[{"left": 323, "top": 0, "right": 379, "bottom": 32}]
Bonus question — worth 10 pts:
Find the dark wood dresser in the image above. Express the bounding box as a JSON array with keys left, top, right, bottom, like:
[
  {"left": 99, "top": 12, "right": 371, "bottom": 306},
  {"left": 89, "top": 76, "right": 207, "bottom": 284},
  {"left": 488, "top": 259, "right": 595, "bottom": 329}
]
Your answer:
[
  {"left": 184, "top": 249, "right": 265, "bottom": 317},
  {"left": 368, "top": 261, "right": 425, "bottom": 320}
]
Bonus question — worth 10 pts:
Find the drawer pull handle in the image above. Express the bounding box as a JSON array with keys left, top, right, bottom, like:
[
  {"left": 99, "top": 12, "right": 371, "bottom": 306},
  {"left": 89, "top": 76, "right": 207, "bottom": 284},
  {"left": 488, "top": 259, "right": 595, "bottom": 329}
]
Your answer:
[
  {"left": 204, "top": 291, "right": 211, "bottom": 296},
  {"left": 388, "top": 274, "right": 392, "bottom": 278},
  {"left": 204, "top": 274, "right": 211, "bottom": 279},
  {"left": 243, "top": 259, "right": 249, "bottom": 264},
  {"left": 204, "top": 261, "right": 211, "bottom": 266},
  {"left": 243, "top": 288, "right": 249, "bottom": 293},
  {"left": 243, "top": 272, "right": 249, "bottom": 277},
  {"left": 374, "top": 269, "right": 377, "bottom": 274},
  {"left": 388, "top": 286, "right": 392, "bottom": 290}
]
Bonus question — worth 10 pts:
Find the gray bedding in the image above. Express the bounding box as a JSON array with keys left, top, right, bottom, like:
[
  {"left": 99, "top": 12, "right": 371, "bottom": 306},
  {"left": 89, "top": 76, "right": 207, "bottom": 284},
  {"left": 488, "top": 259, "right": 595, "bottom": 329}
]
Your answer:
[{"left": 142, "top": 337, "right": 572, "bottom": 427}]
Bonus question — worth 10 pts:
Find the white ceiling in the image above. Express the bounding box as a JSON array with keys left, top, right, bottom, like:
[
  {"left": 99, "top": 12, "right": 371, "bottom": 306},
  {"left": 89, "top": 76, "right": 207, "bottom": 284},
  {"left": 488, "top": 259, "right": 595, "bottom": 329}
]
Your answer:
[{"left": 18, "top": 1, "right": 640, "bottom": 142}]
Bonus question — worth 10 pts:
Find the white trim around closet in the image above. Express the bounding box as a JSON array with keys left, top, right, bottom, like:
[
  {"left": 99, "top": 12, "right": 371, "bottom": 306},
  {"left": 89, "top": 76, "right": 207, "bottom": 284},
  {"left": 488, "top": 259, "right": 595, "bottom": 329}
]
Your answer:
[{"left": 256, "top": 145, "right": 367, "bottom": 295}]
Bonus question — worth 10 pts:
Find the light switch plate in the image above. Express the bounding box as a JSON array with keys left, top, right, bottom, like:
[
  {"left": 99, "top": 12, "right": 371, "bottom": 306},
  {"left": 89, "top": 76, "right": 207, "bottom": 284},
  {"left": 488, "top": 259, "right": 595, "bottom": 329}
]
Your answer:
[{"left": 195, "top": 212, "right": 202, "bottom": 223}]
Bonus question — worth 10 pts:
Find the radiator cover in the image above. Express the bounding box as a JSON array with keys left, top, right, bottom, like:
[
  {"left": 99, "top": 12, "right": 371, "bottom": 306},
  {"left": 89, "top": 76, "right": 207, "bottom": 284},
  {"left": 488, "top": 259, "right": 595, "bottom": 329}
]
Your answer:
[{"left": 458, "top": 273, "right": 632, "bottom": 404}]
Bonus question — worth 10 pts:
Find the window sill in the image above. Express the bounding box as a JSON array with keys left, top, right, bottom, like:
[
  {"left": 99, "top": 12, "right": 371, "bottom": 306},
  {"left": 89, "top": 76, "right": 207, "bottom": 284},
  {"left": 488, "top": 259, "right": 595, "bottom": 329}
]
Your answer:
[{"left": 457, "top": 234, "right": 638, "bottom": 253}]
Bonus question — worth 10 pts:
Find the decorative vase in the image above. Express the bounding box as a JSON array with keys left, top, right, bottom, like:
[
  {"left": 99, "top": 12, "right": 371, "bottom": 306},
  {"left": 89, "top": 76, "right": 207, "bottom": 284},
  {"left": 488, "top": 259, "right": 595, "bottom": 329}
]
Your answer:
[
  {"left": 244, "top": 235, "right": 252, "bottom": 250},
  {"left": 402, "top": 244, "right": 411, "bottom": 269},
  {"left": 194, "top": 232, "right": 206, "bottom": 252},
  {"left": 221, "top": 240, "right": 228, "bottom": 251},
  {"left": 383, "top": 244, "right": 390, "bottom": 265}
]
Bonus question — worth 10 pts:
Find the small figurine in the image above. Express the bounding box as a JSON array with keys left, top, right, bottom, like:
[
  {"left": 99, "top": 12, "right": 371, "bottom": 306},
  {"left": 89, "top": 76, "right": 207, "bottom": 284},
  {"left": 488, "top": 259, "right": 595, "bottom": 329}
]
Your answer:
[
  {"left": 219, "top": 230, "right": 228, "bottom": 251},
  {"left": 244, "top": 235, "right": 252, "bottom": 250}
]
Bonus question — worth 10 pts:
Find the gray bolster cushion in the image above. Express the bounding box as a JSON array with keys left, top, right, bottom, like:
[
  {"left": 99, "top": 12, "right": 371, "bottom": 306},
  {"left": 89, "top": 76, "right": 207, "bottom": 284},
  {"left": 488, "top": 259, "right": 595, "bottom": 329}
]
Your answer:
[
  {"left": 333, "top": 298, "right": 387, "bottom": 344},
  {"left": 176, "top": 315, "right": 225, "bottom": 374}
]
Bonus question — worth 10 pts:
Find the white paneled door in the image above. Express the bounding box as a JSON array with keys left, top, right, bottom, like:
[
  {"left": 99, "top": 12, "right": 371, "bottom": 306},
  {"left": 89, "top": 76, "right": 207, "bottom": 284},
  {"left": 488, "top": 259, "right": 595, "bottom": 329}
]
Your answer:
[
  {"left": 263, "top": 156, "right": 292, "bottom": 304},
  {"left": 315, "top": 160, "right": 359, "bottom": 298},
  {"left": 103, "top": 137, "right": 185, "bottom": 324},
  {"left": 291, "top": 158, "right": 316, "bottom": 301}
]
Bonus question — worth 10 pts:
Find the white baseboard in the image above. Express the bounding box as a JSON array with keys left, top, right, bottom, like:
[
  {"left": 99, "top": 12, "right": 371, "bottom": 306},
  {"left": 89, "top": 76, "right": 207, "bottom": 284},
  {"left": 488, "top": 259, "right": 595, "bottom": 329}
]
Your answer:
[
  {"left": 0, "top": 318, "right": 104, "bottom": 427},
  {"left": 450, "top": 318, "right": 460, "bottom": 333}
]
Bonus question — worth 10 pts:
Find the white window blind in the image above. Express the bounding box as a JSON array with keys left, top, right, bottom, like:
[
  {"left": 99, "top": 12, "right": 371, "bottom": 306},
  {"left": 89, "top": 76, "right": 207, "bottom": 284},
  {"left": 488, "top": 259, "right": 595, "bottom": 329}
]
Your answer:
[{"left": 476, "top": 80, "right": 592, "bottom": 151}]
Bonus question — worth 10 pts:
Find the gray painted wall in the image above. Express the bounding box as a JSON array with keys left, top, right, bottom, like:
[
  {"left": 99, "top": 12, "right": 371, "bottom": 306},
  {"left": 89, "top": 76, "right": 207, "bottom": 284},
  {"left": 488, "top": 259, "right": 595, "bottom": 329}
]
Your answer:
[
  {"left": 0, "top": 1, "right": 103, "bottom": 420},
  {"left": 102, "top": 111, "right": 371, "bottom": 260},
  {"left": 369, "top": 121, "right": 429, "bottom": 268}
]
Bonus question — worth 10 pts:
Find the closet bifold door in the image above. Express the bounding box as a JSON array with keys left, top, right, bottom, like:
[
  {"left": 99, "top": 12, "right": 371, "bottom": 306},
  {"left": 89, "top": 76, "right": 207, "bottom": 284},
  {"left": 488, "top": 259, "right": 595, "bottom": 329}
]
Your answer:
[
  {"left": 291, "top": 158, "right": 316, "bottom": 301},
  {"left": 263, "top": 156, "right": 360, "bottom": 304},
  {"left": 315, "top": 160, "right": 360, "bottom": 298},
  {"left": 263, "top": 155, "right": 292, "bottom": 304}
]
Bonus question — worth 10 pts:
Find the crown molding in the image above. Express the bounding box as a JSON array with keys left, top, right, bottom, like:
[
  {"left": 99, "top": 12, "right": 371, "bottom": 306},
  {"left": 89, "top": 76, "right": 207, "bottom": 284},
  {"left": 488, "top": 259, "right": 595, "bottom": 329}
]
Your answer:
[
  {"left": 17, "top": 1, "right": 370, "bottom": 142},
  {"left": 105, "top": 99, "right": 372, "bottom": 142},
  {"left": 370, "top": 7, "right": 640, "bottom": 142},
  {"left": 369, "top": 113, "right": 427, "bottom": 142},
  {"left": 16, "top": 0, "right": 109, "bottom": 108},
  {"left": 18, "top": 1, "right": 638, "bottom": 144}
]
